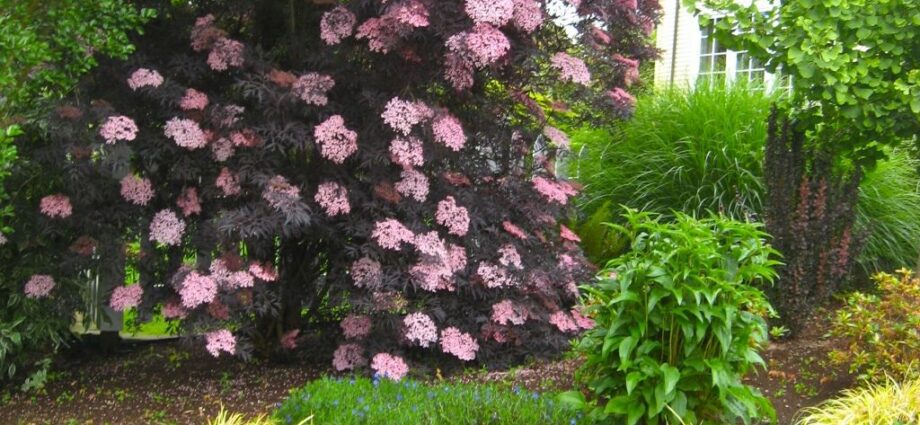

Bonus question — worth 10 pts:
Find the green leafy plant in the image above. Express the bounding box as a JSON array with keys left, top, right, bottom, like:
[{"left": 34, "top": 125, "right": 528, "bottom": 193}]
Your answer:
[
  {"left": 794, "top": 375, "right": 920, "bottom": 425},
  {"left": 562, "top": 210, "right": 778, "bottom": 424},
  {"left": 274, "top": 376, "right": 583, "bottom": 425},
  {"left": 828, "top": 269, "right": 920, "bottom": 382}
]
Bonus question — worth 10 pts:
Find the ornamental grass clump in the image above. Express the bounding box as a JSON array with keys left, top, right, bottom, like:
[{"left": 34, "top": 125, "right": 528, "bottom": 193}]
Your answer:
[
  {"left": 794, "top": 375, "right": 920, "bottom": 425},
  {"left": 273, "top": 376, "right": 583, "bottom": 425},
  {"left": 561, "top": 210, "right": 779, "bottom": 425}
]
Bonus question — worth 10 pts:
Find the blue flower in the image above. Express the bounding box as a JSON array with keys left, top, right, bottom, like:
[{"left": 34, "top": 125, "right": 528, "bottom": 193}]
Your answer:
[
  {"left": 333, "top": 400, "right": 339, "bottom": 407},
  {"left": 570, "top": 419, "right": 577, "bottom": 425},
  {"left": 531, "top": 392, "right": 539, "bottom": 400},
  {"left": 396, "top": 393, "right": 403, "bottom": 401}
]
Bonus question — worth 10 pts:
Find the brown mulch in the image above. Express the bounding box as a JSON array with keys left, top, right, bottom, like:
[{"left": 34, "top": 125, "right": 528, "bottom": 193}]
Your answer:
[{"left": 0, "top": 340, "right": 322, "bottom": 425}]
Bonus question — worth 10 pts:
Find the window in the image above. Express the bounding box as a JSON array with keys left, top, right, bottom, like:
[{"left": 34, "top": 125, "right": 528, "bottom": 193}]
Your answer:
[
  {"left": 735, "top": 51, "right": 766, "bottom": 86},
  {"left": 699, "top": 19, "right": 728, "bottom": 82}
]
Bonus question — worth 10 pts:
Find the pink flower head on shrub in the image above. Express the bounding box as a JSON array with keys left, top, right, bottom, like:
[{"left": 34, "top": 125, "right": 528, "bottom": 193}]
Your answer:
[
  {"left": 512, "top": 0, "right": 544, "bottom": 33},
  {"left": 532, "top": 176, "right": 577, "bottom": 204},
  {"left": 446, "top": 244, "right": 468, "bottom": 273},
  {"left": 149, "top": 209, "right": 186, "bottom": 246},
  {"left": 503, "top": 221, "right": 528, "bottom": 239},
  {"left": 24, "top": 275, "right": 55, "bottom": 299},
  {"left": 403, "top": 312, "right": 438, "bottom": 347},
  {"left": 262, "top": 175, "right": 301, "bottom": 210},
  {"left": 99, "top": 116, "right": 138, "bottom": 144},
  {"left": 476, "top": 262, "right": 518, "bottom": 288},
  {"left": 341, "top": 314, "right": 373, "bottom": 339},
  {"left": 465, "top": 0, "right": 514, "bottom": 26},
  {"left": 40, "top": 194, "right": 72, "bottom": 218},
  {"left": 448, "top": 24, "right": 510, "bottom": 69},
  {"left": 389, "top": 136, "right": 424, "bottom": 168},
  {"left": 164, "top": 117, "right": 207, "bottom": 150},
  {"left": 613, "top": 54, "right": 640, "bottom": 86},
  {"left": 180, "top": 88, "right": 209, "bottom": 110},
  {"left": 390, "top": 0, "right": 429, "bottom": 28},
  {"left": 549, "top": 311, "right": 579, "bottom": 333},
  {"left": 372, "top": 219, "right": 415, "bottom": 250},
  {"left": 320, "top": 6, "right": 357, "bottom": 45},
  {"left": 314, "top": 115, "right": 358, "bottom": 163},
  {"left": 543, "top": 126, "right": 569, "bottom": 150},
  {"left": 435, "top": 196, "right": 470, "bottom": 236},
  {"left": 498, "top": 244, "right": 522, "bottom": 269},
  {"left": 127, "top": 68, "right": 163, "bottom": 90},
  {"left": 560, "top": 225, "right": 581, "bottom": 242},
  {"left": 179, "top": 271, "right": 217, "bottom": 308},
  {"left": 207, "top": 37, "right": 245, "bottom": 71},
  {"left": 444, "top": 53, "right": 475, "bottom": 91},
  {"left": 120, "top": 175, "right": 155, "bottom": 206},
  {"left": 491, "top": 299, "right": 527, "bottom": 325},
  {"left": 248, "top": 261, "right": 278, "bottom": 282},
  {"left": 110, "top": 285, "right": 143, "bottom": 312},
  {"left": 176, "top": 187, "right": 202, "bottom": 216},
  {"left": 440, "top": 327, "right": 479, "bottom": 361},
  {"left": 607, "top": 87, "right": 637, "bottom": 109},
  {"left": 410, "top": 259, "right": 455, "bottom": 292},
  {"left": 551, "top": 52, "right": 591, "bottom": 86},
  {"left": 216, "top": 167, "right": 241, "bottom": 196},
  {"left": 382, "top": 97, "right": 432, "bottom": 135},
  {"left": 333, "top": 344, "right": 367, "bottom": 371},
  {"left": 394, "top": 168, "right": 429, "bottom": 202},
  {"left": 292, "top": 73, "right": 335, "bottom": 106},
  {"left": 225, "top": 271, "right": 254, "bottom": 289},
  {"left": 431, "top": 114, "right": 467, "bottom": 151},
  {"left": 572, "top": 308, "right": 595, "bottom": 329},
  {"left": 211, "top": 137, "right": 235, "bottom": 161},
  {"left": 371, "top": 353, "right": 409, "bottom": 380},
  {"left": 161, "top": 300, "right": 188, "bottom": 319},
  {"left": 205, "top": 329, "right": 236, "bottom": 357},
  {"left": 351, "top": 257, "right": 382, "bottom": 289},
  {"left": 315, "top": 181, "right": 350, "bottom": 216}
]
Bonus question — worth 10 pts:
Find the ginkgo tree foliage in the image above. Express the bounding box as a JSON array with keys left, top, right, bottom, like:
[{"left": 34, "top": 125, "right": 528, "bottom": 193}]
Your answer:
[{"left": 4, "top": 0, "right": 659, "bottom": 377}]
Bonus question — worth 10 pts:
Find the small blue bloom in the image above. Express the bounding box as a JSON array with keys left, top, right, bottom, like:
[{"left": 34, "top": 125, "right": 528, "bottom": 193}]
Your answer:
[
  {"left": 364, "top": 405, "right": 370, "bottom": 412},
  {"left": 570, "top": 419, "right": 577, "bottom": 425},
  {"left": 333, "top": 400, "right": 339, "bottom": 406},
  {"left": 532, "top": 392, "right": 539, "bottom": 400},
  {"left": 396, "top": 393, "right": 403, "bottom": 401}
]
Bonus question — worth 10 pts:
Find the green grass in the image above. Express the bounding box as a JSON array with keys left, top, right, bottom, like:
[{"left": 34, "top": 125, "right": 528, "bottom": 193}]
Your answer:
[{"left": 272, "top": 376, "right": 584, "bottom": 425}]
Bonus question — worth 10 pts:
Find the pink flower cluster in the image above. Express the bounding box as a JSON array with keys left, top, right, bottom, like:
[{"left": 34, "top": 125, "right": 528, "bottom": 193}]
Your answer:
[
  {"left": 413, "top": 231, "right": 446, "bottom": 258},
  {"left": 465, "top": 0, "right": 514, "bottom": 26},
  {"left": 110, "top": 285, "right": 143, "bottom": 312},
  {"left": 503, "top": 221, "right": 528, "bottom": 239},
  {"left": 549, "top": 311, "right": 579, "bottom": 333},
  {"left": 572, "top": 309, "right": 595, "bottom": 329},
  {"left": 543, "top": 126, "right": 569, "bottom": 150},
  {"left": 372, "top": 219, "right": 415, "bottom": 251},
  {"left": 607, "top": 87, "right": 637, "bottom": 109},
  {"left": 614, "top": 54, "right": 640, "bottom": 86},
  {"left": 403, "top": 312, "right": 438, "bottom": 347},
  {"left": 355, "top": 0, "right": 429, "bottom": 53},
  {"left": 176, "top": 187, "right": 201, "bottom": 216},
  {"left": 435, "top": 196, "right": 470, "bottom": 236},
  {"left": 511, "top": 0, "right": 544, "bottom": 33},
  {"left": 477, "top": 262, "right": 518, "bottom": 288},
  {"left": 216, "top": 167, "right": 241, "bottom": 196},
  {"left": 320, "top": 6, "right": 357, "bottom": 45},
  {"left": 24, "top": 275, "right": 55, "bottom": 299},
  {"left": 394, "top": 169, "right": 429, "bottom": 202},
  {"left": 410, "top": 259, "right": 455, "bottom": 292},
  {"left": 333, "top": 343, "right": 367, "bottom": 371},
  {"left": 262, "top": 175, "right": 301, "bottom": 210},
  {"left": 40, "top": 194, "right": 72, "bottom": 218},
  {"left": 314, "top": 115, "right": 358, "bottom": 163},
  {"left": 431, "top": 114, "right": 467, "bottom": 151},
  {"left": 498, "top": 244, "right": 522, "bottom": 269},
  {"left": 532, "top": 176, "right": 577, "bottom": 205},
  {"left": 560, "top": 225, "right": 581, "bottom": 242},
  {"left": 209, "top": 259, "right": 255, "bottom": 289},
  {"left": 389, "top": 0, "right": 429, "bottom": 28},
  {"left": 99, "top": 116, "right": 138, "bottom": 144},
  {"left": 447, "top": 24, "right": 510, "bottom": 69},
  {"left": 351, "top": 257, "right": 383, "bottom": 289},
  {"left": 249, "top": 262, "right": 278, "bottom": 282},
  {"left": 179, "top": 271, "right": 217, "bottom": 308},
  {"left": 120, "top": 175, "right": 155, "bottom": 206},
  {"left": 551, "top": 52, "right": 591, "bottom": 86},
  {"left": 371, "top": 353, "right": 408, "bottom": 380},
  {"left": 211, "top": 137, "right": 235, "bottom": 161},
  {"left": 444, "top": 53, "right": 475, "bottom": 91},
  {"left": 341, "top": 315, "right": 372, "bottom": 339},
  {"left": 207, "top": 38, "right": 245, "bottom": 71},
  {"left": 180, "top": 88, "right": 209, "bottom": 111},
  {"left": 314, "top": 181, "right": 350, "bottom": 216},
  {"left": 292, "top": 73, "right": 335, "bottom": 106},
  {"left": 205, "top": 329, "right": 236, "bottom": 357},
  {"left": 382, "top": 97, "right": 432, "bottom": 135},
  {"left": 161, "top": 300, "right": 188, "bottom": 319},
  {"left": 440, "top": 327, "right": 479, "bottom": 361},
  {"left": 164, "top": 117, "right": 207, "bottom": 150},
  {"left": 491, "top": 300, "right": 527, "bottom": 325},
  {"left": 127, "top": 68, "right": 163, "bottom": 91},
  {"left": 149, "top": 209, "right": 186, "bottom": 246},
  {"left": 389, "top": 137, "right": 424, "bottom": 168}
]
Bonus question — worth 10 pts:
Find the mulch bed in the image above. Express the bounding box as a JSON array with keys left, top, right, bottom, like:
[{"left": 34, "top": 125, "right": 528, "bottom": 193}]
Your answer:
[{"left": 0, "top": 308, "right": 855, "bottom": 425}]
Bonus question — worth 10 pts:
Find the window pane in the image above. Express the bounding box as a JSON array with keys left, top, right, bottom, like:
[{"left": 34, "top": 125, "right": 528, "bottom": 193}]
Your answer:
[
  {"left": 699, "top": 55, "right": 712, "bottom": 73},
  {"left": 713, "top": 54, "right": 727, "bottom": 72}
]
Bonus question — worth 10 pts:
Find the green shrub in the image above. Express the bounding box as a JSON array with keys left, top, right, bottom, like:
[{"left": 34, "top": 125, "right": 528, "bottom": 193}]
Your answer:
[
  {"left": 561, "top": 210, "right": 778, "bottom": 425},
  {"left": 794, "top": 375, "right": 920, "bottom": 425},
  {"left": 828, "top": 269, "right": 920, "bottom": 382},
  {"left": 273, "top": 376, "right": 583, "bottom": 425},
  {"left": 568, "top": 84, "right": 920, "bottom": 273}
]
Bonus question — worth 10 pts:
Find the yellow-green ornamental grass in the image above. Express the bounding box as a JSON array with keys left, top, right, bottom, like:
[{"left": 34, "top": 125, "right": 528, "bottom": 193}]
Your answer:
[{"left": 794, "top": 376, "right": 920, "bottom": 425}]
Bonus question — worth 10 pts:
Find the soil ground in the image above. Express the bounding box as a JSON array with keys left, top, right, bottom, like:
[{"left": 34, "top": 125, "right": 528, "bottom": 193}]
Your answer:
[{"left": 0, "top": 309, "right": 852, "bottom": 425}]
